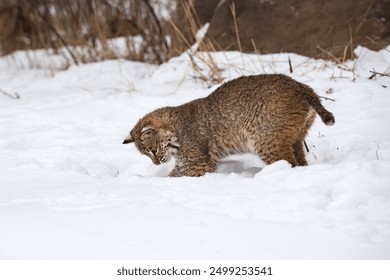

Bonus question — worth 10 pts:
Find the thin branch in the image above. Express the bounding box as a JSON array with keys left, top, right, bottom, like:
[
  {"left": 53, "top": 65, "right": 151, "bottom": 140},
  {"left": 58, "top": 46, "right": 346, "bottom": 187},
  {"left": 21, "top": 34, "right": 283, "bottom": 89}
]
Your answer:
[
  {"left": 369, "top": 70, "right": 390, "bottom": 79},
  {"left": 316, "top": 45, "right": 342, "bottom": 64},
  {"left": 337, "top": 65, "right": 354, "bottom": 72},
  {"left": 366, "top": 36, "right": 390, "bottom": 52},
  {"left": 143, "top": 0, "right": 169, "bottom": 62},
  {"left": 168, "top": 17, "right": 192, "bottom": 49},
  {"left": 355, "top": 0, "right": 375, "bottom": 34},
  {"left": 375, "top": 141, "right": 380, "bottom": 160},
  {"left": 288, "top": 56, "right": 293, "bottom": 73},
  {"left": 318, "top": 95, "right": 336, "bottom": 102},
  {"left": 304, "top": 141, "right": 309, "bottom": 153},
  {"left": 230, "top": 3, "right": 242, "bottom": 52},
  {"left": 1, "top": 88, "right": 20, "bottom": 99}
]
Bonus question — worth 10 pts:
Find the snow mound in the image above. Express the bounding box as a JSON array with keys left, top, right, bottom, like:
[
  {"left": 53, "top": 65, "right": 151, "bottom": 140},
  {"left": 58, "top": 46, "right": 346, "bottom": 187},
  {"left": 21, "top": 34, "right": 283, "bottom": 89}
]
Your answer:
[{"left": 1, "top": 46, "right": 390, "bottom": 259}]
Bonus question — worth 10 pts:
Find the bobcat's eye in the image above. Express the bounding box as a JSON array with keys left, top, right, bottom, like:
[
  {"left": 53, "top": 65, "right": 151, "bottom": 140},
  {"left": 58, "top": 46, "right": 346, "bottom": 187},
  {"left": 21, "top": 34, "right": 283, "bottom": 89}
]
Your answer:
[{"left": 151, "top": 148, "right": 157, "bottom": 154}]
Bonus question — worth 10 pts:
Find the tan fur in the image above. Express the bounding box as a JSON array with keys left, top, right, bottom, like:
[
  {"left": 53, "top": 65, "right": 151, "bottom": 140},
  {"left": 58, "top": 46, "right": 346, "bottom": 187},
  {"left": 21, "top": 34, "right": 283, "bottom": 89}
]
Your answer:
[{"left": 123, "top": 74, "right": 335, "bottom": 177}]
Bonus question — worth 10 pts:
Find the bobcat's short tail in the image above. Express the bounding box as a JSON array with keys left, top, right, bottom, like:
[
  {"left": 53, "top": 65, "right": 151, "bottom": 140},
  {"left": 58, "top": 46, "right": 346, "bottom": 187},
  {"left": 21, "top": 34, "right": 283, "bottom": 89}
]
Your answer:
[
  {"left": 301, "top": 87, "right": 335, "bottom": 126},
  {"left": 316, "top": 107, "right": 335, "bottom": 126}
]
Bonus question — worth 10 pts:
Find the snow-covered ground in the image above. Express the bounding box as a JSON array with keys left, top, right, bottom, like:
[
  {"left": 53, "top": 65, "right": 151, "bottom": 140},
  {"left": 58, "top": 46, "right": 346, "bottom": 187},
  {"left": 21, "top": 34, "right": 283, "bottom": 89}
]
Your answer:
[{"left": 1, "top": 46, "right": 389, "bottom": 259}]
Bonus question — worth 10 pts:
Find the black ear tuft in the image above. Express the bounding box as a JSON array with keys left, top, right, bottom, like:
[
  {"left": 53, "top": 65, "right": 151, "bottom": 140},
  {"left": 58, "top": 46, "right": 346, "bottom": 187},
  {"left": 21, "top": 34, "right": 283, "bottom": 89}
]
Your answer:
[{"left": 123, "top": 133, "right": 134, "bottom": 144}]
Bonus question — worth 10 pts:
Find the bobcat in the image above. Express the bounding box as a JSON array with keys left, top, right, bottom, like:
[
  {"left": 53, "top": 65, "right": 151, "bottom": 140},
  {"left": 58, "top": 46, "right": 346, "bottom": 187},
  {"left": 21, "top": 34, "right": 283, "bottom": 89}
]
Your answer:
[{"left": 123, "top": 74, "right": 335, "bottom": 177}]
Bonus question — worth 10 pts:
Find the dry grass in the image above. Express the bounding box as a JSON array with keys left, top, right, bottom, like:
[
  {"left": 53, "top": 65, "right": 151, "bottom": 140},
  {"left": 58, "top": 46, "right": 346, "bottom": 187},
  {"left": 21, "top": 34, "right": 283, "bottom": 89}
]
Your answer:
[
  {"left": 230, "top": 3, "right": 242, "bottom": 53},
  {"left": 5, "top": 0, "right": 372, "bottom": 88},
  {"left": 0, "top": 0, "right": 171, "bottom": 67},
  {"left": 0, "top": 0, "right": 226, "bottom": 85},
  {"left": 316, "top": 26, "right": 359, "bottom": 82},
  {"left": 169, "top": 2, "right": 223, "bottom": 86}
]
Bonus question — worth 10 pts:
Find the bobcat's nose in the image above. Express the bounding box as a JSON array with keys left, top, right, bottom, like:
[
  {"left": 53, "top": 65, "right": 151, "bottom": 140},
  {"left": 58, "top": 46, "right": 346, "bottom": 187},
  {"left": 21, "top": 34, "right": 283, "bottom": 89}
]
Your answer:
[{"left": 151, "top": 157, "right": 161, "bottom": 165}]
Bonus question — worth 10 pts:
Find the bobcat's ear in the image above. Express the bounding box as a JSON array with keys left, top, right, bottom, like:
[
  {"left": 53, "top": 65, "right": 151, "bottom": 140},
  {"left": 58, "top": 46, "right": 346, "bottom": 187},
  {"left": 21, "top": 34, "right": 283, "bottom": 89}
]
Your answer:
[
  {"left": 123, "top": 132, "right": 134, "bottom": 144},
  {"left": 141, "top": 125, "right": 156, "bottom": 135}
]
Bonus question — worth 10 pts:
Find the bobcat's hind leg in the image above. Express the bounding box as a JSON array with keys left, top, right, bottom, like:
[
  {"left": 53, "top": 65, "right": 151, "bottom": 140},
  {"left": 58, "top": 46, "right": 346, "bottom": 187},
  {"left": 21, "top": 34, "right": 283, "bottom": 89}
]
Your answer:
[
  {"left": 253, "top": 139, "right": 298, "bottom": 167},
  {"left": 293, "top": 109, "right": 315, "bottom": 166},
  {"left": 292, "top": 141, "right": 307, "bottom": 166}
]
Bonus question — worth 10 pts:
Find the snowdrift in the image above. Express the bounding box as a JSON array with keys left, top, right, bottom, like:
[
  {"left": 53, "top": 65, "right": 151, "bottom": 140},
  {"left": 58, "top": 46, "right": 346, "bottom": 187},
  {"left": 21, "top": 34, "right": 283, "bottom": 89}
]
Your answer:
[{"left": 0, "top": 46, "right": 389, "bottom": 259}]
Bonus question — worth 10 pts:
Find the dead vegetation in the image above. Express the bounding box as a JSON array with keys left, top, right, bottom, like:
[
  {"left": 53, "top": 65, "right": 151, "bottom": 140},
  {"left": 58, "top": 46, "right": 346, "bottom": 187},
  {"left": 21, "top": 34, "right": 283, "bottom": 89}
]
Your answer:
[
  {"left": 169, "top": 1, "right": 223, "bottom": 86},
  {"left": 0, "top": 0, "right": 172, "bottom": 66},
  {"left": 0, "top": 0, "right": 227, "bottom": 85},
  {"left": 0, "top": 0, "right": 222, "bottom": 86},
  {"left": 1, "top": 0, "right": 387, "bottom": 87}
]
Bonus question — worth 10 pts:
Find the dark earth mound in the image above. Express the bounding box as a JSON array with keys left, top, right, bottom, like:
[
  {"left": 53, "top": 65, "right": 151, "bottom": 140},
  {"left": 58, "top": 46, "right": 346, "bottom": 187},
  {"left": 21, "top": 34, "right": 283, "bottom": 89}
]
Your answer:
[{"left": 172, "top": 0, "right": 390, "bottom": 60}]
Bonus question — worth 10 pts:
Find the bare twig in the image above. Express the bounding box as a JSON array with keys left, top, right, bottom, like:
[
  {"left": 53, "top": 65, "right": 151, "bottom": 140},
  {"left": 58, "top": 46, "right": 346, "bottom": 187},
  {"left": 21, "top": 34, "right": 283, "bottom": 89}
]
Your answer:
[
  {"left": 349, "top": 24, "right": 354, "bottom": 60},
  {"left": 316, "top": 45, "right": 342, "bottom": 64},
  {"left": 168, "top": 17, "right": 192, "bottom": 49},
  {"left": 337, "top": 65, "right": 354, "bottom": 72},
  {"left": 366, "top": 36, "right": 390, "bottom": 52},
  {"left": 288, "top": 56, "right": 293, "bottom": 73},
  {"left": 318, "top": 95, "right": 336, "bottom": 102},
  {"left": 142, "top": 0, "right": 169, "bottom": 63},
  {"left": 251, "top": 38, "right": 266, "bottom": 73},
  {"left": 341, "top": 45, "right": 348, "bottom": 64},
  {"left": 304, "top": 141, "right": 309, "bottom": 153},
  {"left": 375, "top": 141, "right": 380, "bottom": 160},
  {"left": 230, "top": 3, "right": 242, "bottom": 53},
  {"left": 0, "top": 88, "right": 20, "bottom": 99},
  {"left": 369, "top": 70, "right": 390, "bottom": 79},
  {"left": 355, "top": 0, "right": 375, "bottom": 34},
  {"left": 251, "top": 38, "right": 259, "bottom": 54},
  {"left": 308, "top": 152, "right": 317, "bottom": 160}
]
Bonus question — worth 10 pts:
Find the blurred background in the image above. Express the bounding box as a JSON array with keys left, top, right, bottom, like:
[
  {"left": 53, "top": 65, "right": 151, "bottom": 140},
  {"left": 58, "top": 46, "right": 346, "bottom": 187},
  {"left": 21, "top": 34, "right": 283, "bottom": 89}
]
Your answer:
[{"left": 0, "top": 0, "right": 389, "bottom": 67}]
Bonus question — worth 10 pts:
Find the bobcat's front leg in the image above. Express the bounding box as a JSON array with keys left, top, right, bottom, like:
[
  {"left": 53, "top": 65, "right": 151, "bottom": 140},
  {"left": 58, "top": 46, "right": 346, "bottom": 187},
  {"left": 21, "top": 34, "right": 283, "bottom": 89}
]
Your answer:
[{"left": 169, "top": 157, "right": 216, "bottom": 177}]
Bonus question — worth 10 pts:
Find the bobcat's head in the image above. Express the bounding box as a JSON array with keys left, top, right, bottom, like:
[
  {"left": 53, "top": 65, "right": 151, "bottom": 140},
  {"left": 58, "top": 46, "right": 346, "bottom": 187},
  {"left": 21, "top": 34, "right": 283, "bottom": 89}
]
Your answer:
[{"left": 123, "top": 117, "right": 179, "bottom": 165}]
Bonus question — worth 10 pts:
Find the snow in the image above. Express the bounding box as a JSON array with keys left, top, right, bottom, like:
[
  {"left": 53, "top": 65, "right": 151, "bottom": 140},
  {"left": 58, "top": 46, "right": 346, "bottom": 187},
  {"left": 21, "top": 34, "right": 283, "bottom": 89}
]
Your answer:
[{"left": 1, "top": 46, "right": 390, "bottom": 259}]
